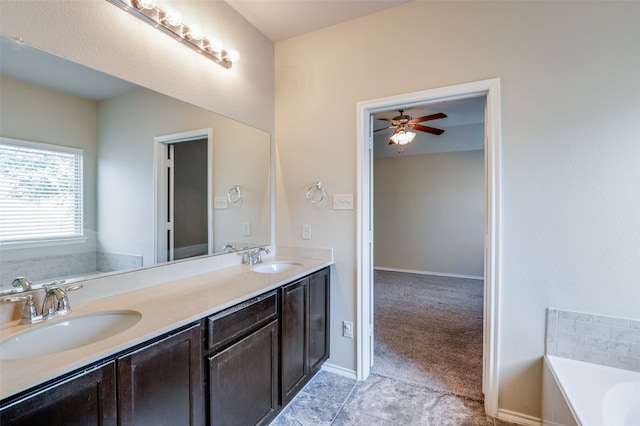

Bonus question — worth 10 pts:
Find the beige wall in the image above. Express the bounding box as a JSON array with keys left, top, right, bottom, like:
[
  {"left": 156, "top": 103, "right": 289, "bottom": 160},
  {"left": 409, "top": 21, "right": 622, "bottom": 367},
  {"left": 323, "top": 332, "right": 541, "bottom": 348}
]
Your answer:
[
  {"left": 275, "top": 1, "right": 640, "bottom": 420},
  {"left": 374, "top": 150, "right": 484, "bottom": 278}
]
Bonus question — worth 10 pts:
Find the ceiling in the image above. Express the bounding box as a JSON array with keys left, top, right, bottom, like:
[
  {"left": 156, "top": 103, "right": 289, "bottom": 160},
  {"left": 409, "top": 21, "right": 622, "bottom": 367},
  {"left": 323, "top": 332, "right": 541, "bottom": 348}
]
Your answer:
[
  {"left": 0, "top": 35, "right": 137, "bottom": 101},
  {"left": 225, "top": 0, "right": 414, "bottom": 42}
]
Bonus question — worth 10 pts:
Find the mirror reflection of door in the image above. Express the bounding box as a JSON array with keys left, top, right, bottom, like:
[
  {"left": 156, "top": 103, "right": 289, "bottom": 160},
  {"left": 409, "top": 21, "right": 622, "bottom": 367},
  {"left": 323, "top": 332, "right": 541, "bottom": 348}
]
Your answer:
[
  {"left": 169, "top": 139, "right": 208, "bottom": 261},
  {"left": 154, "top": 128, "right": 213, "bottom": 264}
]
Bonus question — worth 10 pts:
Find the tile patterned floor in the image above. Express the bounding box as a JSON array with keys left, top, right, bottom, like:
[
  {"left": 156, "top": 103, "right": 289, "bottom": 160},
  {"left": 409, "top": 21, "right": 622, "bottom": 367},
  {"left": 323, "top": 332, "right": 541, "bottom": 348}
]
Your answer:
[{"left": 269, "top": 370, "right": 518, "bottom": 426}]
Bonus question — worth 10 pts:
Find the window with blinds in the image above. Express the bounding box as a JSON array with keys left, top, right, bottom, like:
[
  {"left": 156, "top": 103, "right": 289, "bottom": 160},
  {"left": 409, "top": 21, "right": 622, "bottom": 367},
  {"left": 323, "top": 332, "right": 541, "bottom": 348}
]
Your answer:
[{"left": 0, "top": 137, "right": 83, "bottom": 244}]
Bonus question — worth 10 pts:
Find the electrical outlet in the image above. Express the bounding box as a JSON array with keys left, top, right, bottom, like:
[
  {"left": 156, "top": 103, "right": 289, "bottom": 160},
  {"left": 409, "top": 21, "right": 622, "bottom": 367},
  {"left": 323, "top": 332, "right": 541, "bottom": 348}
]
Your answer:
[
  {"left": 242, "top": 222, "right": 251, "bottom": 236},
  {"left": 342, "top": 321, "right": 353, "bottom": 338},
  {"left": 302, "top": 224, "right": 312, "bottom": 240}
]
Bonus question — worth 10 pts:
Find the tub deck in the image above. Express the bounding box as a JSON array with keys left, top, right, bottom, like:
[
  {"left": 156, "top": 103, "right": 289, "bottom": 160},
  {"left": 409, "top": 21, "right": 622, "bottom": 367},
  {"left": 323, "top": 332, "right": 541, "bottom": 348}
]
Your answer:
[{"left": 543, "top": 355, "right": 640, "bottom": 426}]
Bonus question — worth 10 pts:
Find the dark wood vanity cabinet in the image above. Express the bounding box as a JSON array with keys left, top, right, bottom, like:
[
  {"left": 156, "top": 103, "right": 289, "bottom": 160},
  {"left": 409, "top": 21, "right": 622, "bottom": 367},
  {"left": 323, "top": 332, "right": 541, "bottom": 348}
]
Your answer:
[
  {"left": 308, "top": 267, "right": 330, "bottom": 374},
  {"left": 0, "top": 266, "right": 330, "bottom": 426},
  {"left": 0, "top": 361, "right": 117, "bottom": 426},
  {"left": 0, "top": 325, "right": 203, "bottom": 426},
  {"left": 117, "top": 324, "right": 204, "bottom": 426},
  {"left": 280, "top": 278, "right": 308, "bottom": 404},
  {"left": 281, "top": 267, "right": 330, "bottom": 405},
  {"left": 206, "top": 290, "right": 279, "bottom": 426}
]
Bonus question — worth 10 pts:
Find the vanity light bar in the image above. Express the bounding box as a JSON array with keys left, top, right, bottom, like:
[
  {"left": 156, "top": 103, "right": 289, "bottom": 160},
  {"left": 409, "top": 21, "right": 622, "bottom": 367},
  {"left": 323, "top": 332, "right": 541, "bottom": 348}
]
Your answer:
[{"left": 106, "top": 0, "right": 239, "bottom": 69}]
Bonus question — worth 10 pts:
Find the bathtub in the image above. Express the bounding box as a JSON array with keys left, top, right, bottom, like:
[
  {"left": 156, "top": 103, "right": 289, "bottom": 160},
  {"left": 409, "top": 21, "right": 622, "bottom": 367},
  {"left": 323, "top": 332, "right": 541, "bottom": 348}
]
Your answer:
[{"left": 542, "top": 355, "right": 640, "bottom": 426}]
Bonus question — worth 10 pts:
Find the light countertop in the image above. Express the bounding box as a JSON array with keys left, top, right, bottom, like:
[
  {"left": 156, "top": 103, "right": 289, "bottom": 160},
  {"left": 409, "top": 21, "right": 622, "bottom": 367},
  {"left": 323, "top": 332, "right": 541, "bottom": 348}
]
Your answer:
[{"left": 0, "top": 256, "right": 332, "bottom": 401}]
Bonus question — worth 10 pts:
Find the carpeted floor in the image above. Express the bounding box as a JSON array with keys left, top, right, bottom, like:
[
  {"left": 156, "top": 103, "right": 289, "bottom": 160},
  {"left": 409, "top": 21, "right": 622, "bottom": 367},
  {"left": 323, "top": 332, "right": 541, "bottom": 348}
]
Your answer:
[{"left": 371, "top": 270, "right": 485, "bottom": 403}]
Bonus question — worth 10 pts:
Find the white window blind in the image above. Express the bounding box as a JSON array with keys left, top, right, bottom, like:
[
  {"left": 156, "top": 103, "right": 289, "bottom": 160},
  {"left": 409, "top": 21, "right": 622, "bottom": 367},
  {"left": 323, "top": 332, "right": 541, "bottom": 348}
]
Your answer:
[{"left": 0, "top": 137, "right": 83, "bottom": 244}]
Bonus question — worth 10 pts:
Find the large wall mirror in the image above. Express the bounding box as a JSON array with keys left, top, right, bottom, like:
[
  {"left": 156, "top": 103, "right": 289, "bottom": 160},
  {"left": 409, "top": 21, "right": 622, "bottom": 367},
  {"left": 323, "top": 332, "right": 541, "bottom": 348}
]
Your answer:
[{"left": 0, "top": 35, "right": 271, "bottom": 290}]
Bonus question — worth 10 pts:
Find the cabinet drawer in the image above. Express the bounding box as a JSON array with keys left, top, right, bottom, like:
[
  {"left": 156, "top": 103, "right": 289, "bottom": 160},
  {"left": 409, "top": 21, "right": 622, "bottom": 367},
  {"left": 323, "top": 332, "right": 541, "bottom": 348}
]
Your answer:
[{"left": 207, "top": 290, "right": 277, "bottom": 352}]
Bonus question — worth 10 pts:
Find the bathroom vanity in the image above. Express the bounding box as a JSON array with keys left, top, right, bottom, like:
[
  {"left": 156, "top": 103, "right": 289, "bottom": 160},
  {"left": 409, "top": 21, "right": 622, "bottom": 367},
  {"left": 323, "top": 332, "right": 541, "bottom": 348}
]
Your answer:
[{"left": 0, "top": 260, "right": 331, "bottom": 426}]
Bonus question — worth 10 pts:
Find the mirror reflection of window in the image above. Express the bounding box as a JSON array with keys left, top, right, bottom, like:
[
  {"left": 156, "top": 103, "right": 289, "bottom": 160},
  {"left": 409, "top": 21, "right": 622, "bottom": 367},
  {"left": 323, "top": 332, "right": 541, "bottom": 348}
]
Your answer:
[{"left": 0, "top": 137, "right": 83, "bottom": 244}]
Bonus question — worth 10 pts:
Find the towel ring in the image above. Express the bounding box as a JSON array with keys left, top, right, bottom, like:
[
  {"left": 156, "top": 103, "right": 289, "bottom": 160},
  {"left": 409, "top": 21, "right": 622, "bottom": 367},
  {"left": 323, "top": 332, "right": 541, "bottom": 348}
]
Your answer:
[
  {"left": 227, "top": 185, "right": 242, "bottom": 205},
  {"left": 306, "top": 181, "right": 327, "bottom": 204}
]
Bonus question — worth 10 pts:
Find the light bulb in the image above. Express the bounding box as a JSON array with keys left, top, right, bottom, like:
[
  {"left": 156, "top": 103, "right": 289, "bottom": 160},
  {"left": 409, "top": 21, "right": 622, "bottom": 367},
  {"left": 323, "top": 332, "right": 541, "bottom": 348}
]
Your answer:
[
  {"left": 208, "top": 38, "right": 223, "bottom": 53},
  {"left": 187, "top": 24, "right": 204, "bottom": 41},
  {"left": 225, "top": 48, "right": 240, "bottom": 62},
  {"left": 164, "top": 9, "right": 182, "bottom": 26},
  {"left": 136, "top": 0, "right": 156, "bottom": 10},
  {"left": 390, "top": 129, "right": 416, "bottom": 145}
]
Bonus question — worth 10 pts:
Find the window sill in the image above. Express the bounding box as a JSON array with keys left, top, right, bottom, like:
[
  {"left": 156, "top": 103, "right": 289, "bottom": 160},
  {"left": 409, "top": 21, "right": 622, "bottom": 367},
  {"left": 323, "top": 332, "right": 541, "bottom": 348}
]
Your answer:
[{"left": 0, "top": 237, "right": 89, "bottom": 251}]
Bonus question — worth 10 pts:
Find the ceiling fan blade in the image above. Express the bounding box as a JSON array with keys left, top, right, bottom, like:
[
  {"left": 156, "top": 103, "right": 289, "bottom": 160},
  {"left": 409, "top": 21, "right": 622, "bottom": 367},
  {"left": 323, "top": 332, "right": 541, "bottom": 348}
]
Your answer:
[
  {"left": 377, "top": 117, "right": 394, "bottom": 123},
  {"left": 412, "top": 124, "right": 445, "bottom": 135},
  {"left": 374, "top": 126, "right": 394, "bottom": 132},
  {"left": 410, "top": 112, "right": 447, "bottom": 123}
]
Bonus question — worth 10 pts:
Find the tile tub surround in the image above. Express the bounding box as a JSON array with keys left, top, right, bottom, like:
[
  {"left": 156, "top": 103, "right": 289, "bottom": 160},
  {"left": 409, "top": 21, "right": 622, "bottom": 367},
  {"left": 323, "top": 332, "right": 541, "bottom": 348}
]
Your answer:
[
  {"left": 0, "top": 251, "right": 142, "bottom": 287},
  {"left": 0, "top": 252, "right": 97, "bottom": 287},
  {"left": 546, "top": 308, "right": 640, "bottom": 372}
]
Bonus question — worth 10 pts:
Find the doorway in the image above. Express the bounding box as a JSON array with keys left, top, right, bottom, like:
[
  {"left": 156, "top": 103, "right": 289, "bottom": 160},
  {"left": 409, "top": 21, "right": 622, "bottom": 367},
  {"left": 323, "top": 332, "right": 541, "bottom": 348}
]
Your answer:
[
  {"left": 356, "top": 78, "right": 502, "bottom": 415},
  {"left": 171, "top": 138, "right": 208, "bottom": 260},
  {"left": 154, "top": 128, "right": 213, "bottom": 263},
  {"left": 371, "top": 98, "right": 486, "bottom": 403}
]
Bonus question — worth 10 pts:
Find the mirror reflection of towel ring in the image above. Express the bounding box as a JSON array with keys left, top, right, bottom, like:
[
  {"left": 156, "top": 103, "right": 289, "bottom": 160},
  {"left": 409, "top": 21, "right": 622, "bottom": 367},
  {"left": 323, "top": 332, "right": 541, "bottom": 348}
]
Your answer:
[
  {"left": 227, "top": 185, "right": 242, "bottom": 205},
  {"left": 306, "top": 181, "right": 327, "bottom": 205}
]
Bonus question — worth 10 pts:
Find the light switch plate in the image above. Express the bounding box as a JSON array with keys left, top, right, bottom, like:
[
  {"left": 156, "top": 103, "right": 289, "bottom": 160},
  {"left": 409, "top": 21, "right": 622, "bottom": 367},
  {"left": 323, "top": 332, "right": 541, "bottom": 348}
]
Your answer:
[
  {"left": 333, "top": 194, "right": 354, "bottom": 210},
  {"left": 214, "top": 196, "right": 227, "bottom": 209},
  {"left": 302, "top": 224, "right": 312, "bottom": 240}
]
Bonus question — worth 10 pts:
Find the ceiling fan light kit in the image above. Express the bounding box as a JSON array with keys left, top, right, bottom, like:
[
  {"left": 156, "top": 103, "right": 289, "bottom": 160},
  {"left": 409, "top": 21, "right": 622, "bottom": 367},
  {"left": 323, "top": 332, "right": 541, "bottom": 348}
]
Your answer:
[
  {"left": 375, "top": 109, "right": 447, "bottom": 153},
  {"left": 389, "top": 129, "right": 416, "bottom": 145}
]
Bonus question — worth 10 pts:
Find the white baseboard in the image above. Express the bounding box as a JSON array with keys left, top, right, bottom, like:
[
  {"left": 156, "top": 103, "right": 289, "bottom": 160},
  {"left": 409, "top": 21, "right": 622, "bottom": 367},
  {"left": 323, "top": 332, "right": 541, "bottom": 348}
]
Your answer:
[
  {"left": 321, "top": 362, "right": 357, "bottom": 380},
  {"left": 374, "top": 266, "right": 483, "bottom": 281},
  {"left": 495, "top": 408, "right": 542, "bottom": 426}
]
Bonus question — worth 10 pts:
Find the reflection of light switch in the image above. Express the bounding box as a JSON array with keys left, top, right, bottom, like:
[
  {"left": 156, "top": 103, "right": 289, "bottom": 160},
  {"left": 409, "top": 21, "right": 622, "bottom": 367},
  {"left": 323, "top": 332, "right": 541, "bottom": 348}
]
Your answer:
[
  {"left": 214, "top": 196, "right": 227, "bottom": 209},
  {"left": 242, "top": 222, "right": 251, "bottom": 236},
  {"left": 333, "top": 194, "right": 353, "bottom": 210}
]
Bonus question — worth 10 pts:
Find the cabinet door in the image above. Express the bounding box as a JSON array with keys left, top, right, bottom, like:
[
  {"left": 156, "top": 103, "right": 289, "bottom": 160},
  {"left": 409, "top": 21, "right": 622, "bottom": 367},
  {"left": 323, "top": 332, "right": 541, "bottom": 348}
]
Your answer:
[
  {"left": 208, "top": 320, "right": 279, "bottom": 426},
  {"left": 0, "top": 361, "right": 116, "bottom": 426},
  {"left": 308, "top": 267, "right": 330, "bottom": 374},
  {"left": 117, "top": 324, "right": 203, "bottom": 426},
  {"left": 280, "top": 278, "right": 308, "bottom": 404}
]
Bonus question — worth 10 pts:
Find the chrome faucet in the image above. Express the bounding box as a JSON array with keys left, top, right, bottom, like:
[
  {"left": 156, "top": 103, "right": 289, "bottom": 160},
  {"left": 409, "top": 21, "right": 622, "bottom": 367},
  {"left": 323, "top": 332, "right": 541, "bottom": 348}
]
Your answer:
[
  {"left": 42, "top": 286, "right": 71, "bottom": 320},
  {"left": 2, "top": 279, "right": 82, "bottom": 325},
  {"left": 242, "top": 247, "right": 270, "bottom": 266},
  {"left": 11, "top": 277, "right": 33, "bottom": 292},
  {"left": 222, "top": 243, "right": 238, "bottom": 253}
]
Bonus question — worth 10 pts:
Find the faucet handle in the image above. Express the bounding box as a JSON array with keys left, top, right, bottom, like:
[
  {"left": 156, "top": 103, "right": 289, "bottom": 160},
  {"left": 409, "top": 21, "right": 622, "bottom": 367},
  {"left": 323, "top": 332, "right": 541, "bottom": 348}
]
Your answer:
[
  {"left": 3, "top": 294, "right": 42, "bottom": 325},
  {"left": 42, "top": 279, "right": 67, "bottom": 292}
]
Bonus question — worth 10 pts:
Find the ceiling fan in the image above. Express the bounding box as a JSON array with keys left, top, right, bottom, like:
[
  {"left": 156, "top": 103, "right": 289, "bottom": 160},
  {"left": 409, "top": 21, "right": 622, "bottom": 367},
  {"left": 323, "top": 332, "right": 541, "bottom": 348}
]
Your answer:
[{"left": 375, "top": 109, "right": 447, "bottom": 146}]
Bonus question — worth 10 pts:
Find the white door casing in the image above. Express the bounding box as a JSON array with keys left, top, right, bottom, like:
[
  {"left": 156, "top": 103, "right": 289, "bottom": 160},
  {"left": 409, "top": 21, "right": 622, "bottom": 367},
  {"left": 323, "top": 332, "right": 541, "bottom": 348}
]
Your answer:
[
  {"left": 356, "top": 78, "right": 501, "bottom": 415},
  {"left": 153, "top": 128, "right": 213, "bottom": 263}
]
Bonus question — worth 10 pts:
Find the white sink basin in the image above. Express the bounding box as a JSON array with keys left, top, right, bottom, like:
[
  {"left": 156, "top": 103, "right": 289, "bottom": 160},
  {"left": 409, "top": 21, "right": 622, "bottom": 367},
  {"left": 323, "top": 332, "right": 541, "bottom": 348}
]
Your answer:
[
  {"left": 0, "top": 310, "right": 142, "bottom": 360},
  {"left": 252, "top": 261, "right": 303, "bottom": 274}
]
